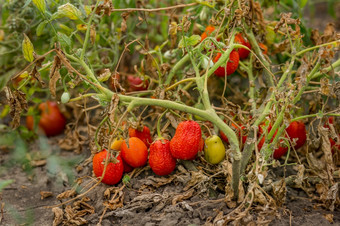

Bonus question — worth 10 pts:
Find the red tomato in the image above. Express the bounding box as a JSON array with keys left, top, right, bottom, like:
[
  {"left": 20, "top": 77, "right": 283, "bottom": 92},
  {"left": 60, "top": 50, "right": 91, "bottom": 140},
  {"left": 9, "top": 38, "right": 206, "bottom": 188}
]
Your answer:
[
  {"left": 285, "top": 121, "right": 307, "bottom": 150},
  {"left": 127, "top": 75, "right": 149, "bottom": 91},
  {"left": 26, "top": 101, "right": 66, "bottom": 137},
  {"left": 200, "top": 25, "right": 215, "bottom": 42}
]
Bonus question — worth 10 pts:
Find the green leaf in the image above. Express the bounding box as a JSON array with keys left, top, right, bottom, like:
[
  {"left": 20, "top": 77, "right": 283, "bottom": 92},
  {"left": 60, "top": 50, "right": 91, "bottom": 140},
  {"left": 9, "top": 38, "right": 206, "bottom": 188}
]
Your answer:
[
  {"left": 22, "top": 34, "right": 34, "bottom": 62},
  {"left": 36, "top": 21, "right": 48, "bottom": 36},
  {"left": 0, "top": 180, "right": 14, "bottom": 192},
  {"left": 32, "top": 0, "right": 46, "bottom": 14},
  {"left": 178, "top": 35, "right": 201, "bottom": 48},
  {"left": 58, "top": 32, "right": 72, "bottom": 47}
]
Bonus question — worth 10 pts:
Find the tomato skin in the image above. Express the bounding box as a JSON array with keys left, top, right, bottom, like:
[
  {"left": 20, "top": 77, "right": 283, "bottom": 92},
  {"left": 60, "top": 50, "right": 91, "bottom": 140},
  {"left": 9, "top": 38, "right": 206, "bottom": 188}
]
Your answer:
[
  {"left": 92, "top": 149, "right": 124, "bottom": 185},
  {"left": 149, "top": 139, "right": 176, "bottom": 176},
  {"left": 128, "top": 126, "right": 152, "bottom": 148},
  {"left": 204, "top": 135, "right": 226, "bottom": 164},
  {"left": 234, "top": 33, "right": 251, "bottom": 59},
  {"left": 213, "top": 50, "right": 240, "bottom": 77},
  {"left": 272, "top": 146, "right": 288, "bottom": 159},
  {"left": 259, "top": 43, "right": 268, "bottom": 55},
  {"left": 26, "top": 101, "right": 66, "bottom": 137},
  {"left": 200, "top": 25, "right": 215, "bottom": 42},
  {"left": 121, "top": 137, "right": 148, "bottom": 168},
  {"left": 220, "top": 122, "right": 247, "bottom": 145},
  {"left": 286, "top": 121, "right": 306, "bottom": 150},
  {"left": 127, "top": 75, "right": 148, "bottom": 91},
  {"left": 170, "top": 120, "right": 202, "bottom": 160}
]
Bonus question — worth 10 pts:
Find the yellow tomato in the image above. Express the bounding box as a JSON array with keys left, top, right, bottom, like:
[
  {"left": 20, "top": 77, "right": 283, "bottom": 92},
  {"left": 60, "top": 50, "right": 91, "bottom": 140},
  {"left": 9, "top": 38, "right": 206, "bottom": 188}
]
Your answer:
[
  {"left": 204, "top": 135, "right": 226, "bottom": 164},
  {"left": 110, "top": 138, "right": 124, "bottom": 151}
]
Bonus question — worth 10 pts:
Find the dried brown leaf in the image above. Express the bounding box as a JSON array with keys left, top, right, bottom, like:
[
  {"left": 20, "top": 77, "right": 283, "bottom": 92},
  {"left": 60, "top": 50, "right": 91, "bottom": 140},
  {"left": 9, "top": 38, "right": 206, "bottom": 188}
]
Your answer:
[
  {"left": 40, "top": 191, "right": 53, "bottom": 200},
  {"left": 5, "top": 88, "right": 28, "bottom": 128},
  {"left": 52, "top": 207, "right": 64, "bottom": 226},
  {"left": 183, "top": 171, "right": 208, "bottom": 191},
  {"left": 272, "top": 179, "right": 286, "bottom": 206},
  {"left": 49, "top": 56, "right": 62, "bottom": 98},
  {"left": 108, "top": 94, "right": 120, "bottom": 124},
  {"left": 56, "top": 189, "right": 76, "bottom": 200},
  {"left": 324, "top": 214, "right": 334, "bottom": 223},
  {"left": 172, "top": 189, "right": 194, "bottom": 205}
]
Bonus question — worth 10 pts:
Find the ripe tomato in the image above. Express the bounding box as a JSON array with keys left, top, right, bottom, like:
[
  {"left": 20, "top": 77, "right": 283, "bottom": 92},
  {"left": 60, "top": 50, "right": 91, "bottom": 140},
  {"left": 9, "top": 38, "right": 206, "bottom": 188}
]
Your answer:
[
  {"left": 200, "top": 25, "right": 215, "bottom": 42},
  {"left": 213, "top": 50, "right": 240, "bottom": 77},
  {"left": 121, "top": 137, "right": 148, "bottom": 168},
  {"left": 110, "top": 137, "right": 124, "bottom": 151},
  {"left": 127, "top": 75, "right": 149, "bottom": 91},
  {"left": 128, "top": 125, "right": 152, "bottom": 148},
  {"left": 285, "top": 121, "right": 306, "bottom": 150},
  {"left": 259, "top": 43, "right": 268, "bottom": 55},
  {"left": 92, "top": 149, "right": 124, "bottom": 185},
  {"left": 204, "top": 135, "right": 226, "bottom": 164},
  {"left": 220, "top": 122, "right": 247, "bottom": 145},
  {"left": 149, "top": 139, "right": 176, "bottom": 176},
  {"left": 26, "top": 101, "right": 66, "bottom": 137},
  {"left": 234, "top": 33, "right": 251, "bottom": 59}
]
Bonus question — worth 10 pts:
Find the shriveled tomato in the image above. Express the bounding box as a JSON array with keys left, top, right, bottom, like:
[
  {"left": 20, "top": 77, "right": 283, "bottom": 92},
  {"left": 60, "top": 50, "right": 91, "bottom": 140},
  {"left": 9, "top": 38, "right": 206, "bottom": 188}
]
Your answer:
[
  {"left": 26, "top": 101, "right": 66, "bottom": 137},
  {"left": 127, "top": 75, "right": 148, "bottom": 91},
  {"left": 204, "top": 135, "right": 226, "bottom": 164}
]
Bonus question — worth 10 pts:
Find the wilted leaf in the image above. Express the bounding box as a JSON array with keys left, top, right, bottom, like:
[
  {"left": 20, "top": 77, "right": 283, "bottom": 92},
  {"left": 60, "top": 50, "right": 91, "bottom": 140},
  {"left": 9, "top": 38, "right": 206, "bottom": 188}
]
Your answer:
[
  {"left": 54, "top": 3, "right": 83, "bottom": 20},
  {"left": 90, "top": 25, "right": 96, "bottom": 44},
  {"left": 22, "top": 34, "right": 34, "bottom": 62}
]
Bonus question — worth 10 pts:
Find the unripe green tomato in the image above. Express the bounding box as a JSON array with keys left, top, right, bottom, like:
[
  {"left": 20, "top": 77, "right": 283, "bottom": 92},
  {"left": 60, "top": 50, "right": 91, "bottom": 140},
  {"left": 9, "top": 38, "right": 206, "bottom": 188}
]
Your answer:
[
  {"left": 204, "top": 135, "right": 226, "bottom": 164},
  {"left": 61, "top": 92, "right": 70, "bottom": 103}
]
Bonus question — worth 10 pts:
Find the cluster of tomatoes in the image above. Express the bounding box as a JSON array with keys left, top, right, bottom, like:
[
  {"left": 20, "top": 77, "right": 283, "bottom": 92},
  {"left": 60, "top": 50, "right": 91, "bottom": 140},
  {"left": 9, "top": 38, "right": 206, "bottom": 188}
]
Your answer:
[
  {"left": 24, "top": 100, "right": 338, "bottom": 186},
  {"left": 200, "top": 25, "right": 267, "bottom": 77}
]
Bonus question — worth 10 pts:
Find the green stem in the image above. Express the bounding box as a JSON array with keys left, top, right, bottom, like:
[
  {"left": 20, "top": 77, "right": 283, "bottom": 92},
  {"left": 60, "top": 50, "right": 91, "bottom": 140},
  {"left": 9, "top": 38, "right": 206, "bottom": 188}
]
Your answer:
[
  {"left": 292, "top": 113, "right": 340, "bottom": 122},
  {"left": 80, "top": 0, "right": 100, "bottom": 60},
  {"left": 156, "top": 110, "right": 168, "bottom": 138},
  {"left": 244, "top": 27, "right": 274, "bottom": 87},
  {"left": 311, "top": 58, "right": 340, "bottom": 80},
  {"left": 295, "top": 40, "right": 340, "bottom": 57}
]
